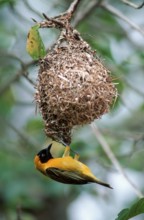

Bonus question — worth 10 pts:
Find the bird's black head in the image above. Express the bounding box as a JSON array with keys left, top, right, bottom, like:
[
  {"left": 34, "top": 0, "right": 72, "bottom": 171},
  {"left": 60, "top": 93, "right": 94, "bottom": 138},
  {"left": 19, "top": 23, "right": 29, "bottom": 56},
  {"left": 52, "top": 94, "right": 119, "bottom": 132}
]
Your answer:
[{"left": 37, "top": 143, "right": 53, "bottom": 163}]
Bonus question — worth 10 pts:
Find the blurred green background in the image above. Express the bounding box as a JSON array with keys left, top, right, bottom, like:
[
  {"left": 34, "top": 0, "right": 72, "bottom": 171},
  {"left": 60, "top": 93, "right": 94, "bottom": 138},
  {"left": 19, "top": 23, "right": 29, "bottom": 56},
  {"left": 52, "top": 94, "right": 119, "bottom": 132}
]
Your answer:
[{"left": 0, "top": 0, "right": 144, "bottom": 219}]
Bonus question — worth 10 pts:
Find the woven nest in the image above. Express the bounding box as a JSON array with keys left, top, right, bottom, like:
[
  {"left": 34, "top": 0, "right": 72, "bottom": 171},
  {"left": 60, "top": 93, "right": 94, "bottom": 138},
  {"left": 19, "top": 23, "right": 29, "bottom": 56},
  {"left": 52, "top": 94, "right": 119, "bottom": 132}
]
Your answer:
[{"left": 35, "top": 29, "right": 117, "bottom": 144}]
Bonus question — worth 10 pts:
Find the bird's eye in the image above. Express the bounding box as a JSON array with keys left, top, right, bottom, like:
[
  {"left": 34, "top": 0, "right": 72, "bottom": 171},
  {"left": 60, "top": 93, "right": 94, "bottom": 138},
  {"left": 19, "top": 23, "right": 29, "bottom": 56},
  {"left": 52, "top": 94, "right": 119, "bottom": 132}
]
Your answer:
[{"left": 41, "top": 153, "right": 45, "bottom": 158}]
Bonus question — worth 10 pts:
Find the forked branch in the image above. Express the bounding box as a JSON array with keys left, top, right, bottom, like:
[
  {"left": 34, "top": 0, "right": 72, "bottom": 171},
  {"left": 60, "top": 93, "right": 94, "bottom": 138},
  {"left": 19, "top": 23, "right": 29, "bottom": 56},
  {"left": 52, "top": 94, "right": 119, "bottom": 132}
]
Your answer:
[
  {"left": 121, "top": 0, "right": 144, "bottom": 9},
  {"left": 40, "top": 0, "right": 81, "bottom": 29},
  {"left": 91, "top": 123, "right": 144, "bottom": 198},
  {"left": 101, "top": 2, "right": 144, "bottom": 37}
]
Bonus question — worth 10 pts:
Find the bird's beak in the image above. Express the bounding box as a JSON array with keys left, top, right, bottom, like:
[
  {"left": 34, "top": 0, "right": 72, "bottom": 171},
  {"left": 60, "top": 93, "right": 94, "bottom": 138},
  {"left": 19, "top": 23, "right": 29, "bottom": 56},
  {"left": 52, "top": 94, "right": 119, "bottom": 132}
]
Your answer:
[{"left": 46, "top": 143, "right": 52, "bottom": 156}]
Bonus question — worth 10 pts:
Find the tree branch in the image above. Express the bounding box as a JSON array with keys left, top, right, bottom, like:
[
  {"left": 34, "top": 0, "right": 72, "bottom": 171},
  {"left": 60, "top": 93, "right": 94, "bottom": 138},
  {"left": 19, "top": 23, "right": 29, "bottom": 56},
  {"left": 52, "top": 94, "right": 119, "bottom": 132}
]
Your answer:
[
  {"left": 91, "top": 123, "right": 144, "bottom": 198},
  {"left": 41, "top": 0, "right": 82, "bottom": 29},
  {"left": 67, "top": 0, "right": 81, "bottom": 16},
  {"left": 124, "top": 78, "right": 144, "bottom": 97},
  {"left": 72, "top": 0, "right": 103, "bottom": 27},
  {"left": 2, "top": 119, "right": 39, "bottom": 149},
  {"left": 101, "top": 2, "right": 144, "bottom": 37},
  {"left": 0, "top": 60, "right": 36, "bottom": 96},
  {"left": 121, "top": 0, "right": 144, "bottom": 9},
  {"left": 22, "top": 70, "right": 36, "bottom": 87},
  {"left": 23, "top": 0, "right": 42, "bottom": 18}
]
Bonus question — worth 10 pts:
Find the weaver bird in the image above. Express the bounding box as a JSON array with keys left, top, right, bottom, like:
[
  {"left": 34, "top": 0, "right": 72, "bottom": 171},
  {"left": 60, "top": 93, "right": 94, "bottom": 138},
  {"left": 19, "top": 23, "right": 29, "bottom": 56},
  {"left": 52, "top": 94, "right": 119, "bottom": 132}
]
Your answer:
[{"left": 34, "top": 143, "right": 112, "bottom": 188}]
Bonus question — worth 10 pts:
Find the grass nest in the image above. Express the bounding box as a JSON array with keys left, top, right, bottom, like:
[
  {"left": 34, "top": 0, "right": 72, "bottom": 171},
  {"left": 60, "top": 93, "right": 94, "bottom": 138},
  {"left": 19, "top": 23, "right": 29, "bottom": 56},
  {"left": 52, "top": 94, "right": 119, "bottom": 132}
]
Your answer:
[{"left": 35, "top": 29, "right": 117, "bottom": 144}]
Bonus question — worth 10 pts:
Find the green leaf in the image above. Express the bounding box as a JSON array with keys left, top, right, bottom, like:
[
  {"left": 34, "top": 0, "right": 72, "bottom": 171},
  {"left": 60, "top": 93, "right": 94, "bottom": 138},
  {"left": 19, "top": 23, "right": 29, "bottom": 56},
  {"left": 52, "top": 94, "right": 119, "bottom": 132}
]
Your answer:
[
  {"left": 0, "top": 0, "right": 16, "bottom": 6},
  {"left": 116, "top": 198, "right": 144, "bottom": 220},
  {"left": 26, "top": 24, "right": 46, "bottom": 60}
]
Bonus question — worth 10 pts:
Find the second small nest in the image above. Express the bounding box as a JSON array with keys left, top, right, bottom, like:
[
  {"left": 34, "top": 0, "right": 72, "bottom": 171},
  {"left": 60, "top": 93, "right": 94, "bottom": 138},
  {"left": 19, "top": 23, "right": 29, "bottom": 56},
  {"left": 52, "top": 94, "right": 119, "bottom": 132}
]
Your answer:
[{"left": 35, "top": 30, "right": 117, "bottom": 144}]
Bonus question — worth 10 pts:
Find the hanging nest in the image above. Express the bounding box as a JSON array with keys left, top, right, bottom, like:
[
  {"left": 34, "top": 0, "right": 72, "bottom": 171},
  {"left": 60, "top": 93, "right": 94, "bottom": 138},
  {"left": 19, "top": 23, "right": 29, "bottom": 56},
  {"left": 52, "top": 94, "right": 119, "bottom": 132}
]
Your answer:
[{"left": 35, "top": 28, "right": 117, "bottom": 144}]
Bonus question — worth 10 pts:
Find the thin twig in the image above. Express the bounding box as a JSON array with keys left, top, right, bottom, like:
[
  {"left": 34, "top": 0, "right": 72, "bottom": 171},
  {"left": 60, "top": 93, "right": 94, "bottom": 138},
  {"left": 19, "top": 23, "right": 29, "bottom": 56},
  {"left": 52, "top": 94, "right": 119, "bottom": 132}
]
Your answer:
[
  {"left": 22, "top": 70, "right": 36, "bottom": 86},
  {"left": 0, "top": 69, "right": 24, "bottom": 96},
  {"left": 67, "top": 0, "right": 81, "bottom": 16},
  {"left": 0, "top": 60, "right": 36, "bottom": 96},
  {"left": 110, "top": 65, "right": 144, "bottom": 98},
  {"left": 43, "top": 0, "right": 81, "bottom": 22},
  {"left": 10, "top": 4, "right": 30, "bottom": 23},
  {"left": 2, "top": 119, "right": 39, "bottom": 149},
  {"left": 42, "top": 13, "right": 64, "bottom": 28},
  {"left": 54, "top": 0, "right": 81, "bottom": 19},
  {"left": 124, "top": 78, "right": 144, "bottom": 97},
  {"left": 41, "top": 0, "right": 82, "bottom": 29},
  {"left": 72, "top": 0, "right": 103, "bottom": 27},
  {"left": 101, "top": 127, "right": 144, "bottom": 142},
  {"left": 0, "top": 53, "right": 24, "bottom": 64},
  {"left": 121, "top": 0, "right": 144, "bottom": 9},
  {"left": 101, "top": 3, "right": 144, "bottom": 37},
  {"left": 91, "top": 123, "right": 144, "bottom": 198},
  {"left": 23, "top": 0, "right": 42, "bottom": 18}
]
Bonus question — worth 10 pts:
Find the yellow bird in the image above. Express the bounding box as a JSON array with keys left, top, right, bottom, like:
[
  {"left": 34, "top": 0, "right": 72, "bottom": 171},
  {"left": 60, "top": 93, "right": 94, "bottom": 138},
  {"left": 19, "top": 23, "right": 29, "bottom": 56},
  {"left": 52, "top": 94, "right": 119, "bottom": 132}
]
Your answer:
[{"left": 34, "top": 143, "right": 112, "bottom": 188}]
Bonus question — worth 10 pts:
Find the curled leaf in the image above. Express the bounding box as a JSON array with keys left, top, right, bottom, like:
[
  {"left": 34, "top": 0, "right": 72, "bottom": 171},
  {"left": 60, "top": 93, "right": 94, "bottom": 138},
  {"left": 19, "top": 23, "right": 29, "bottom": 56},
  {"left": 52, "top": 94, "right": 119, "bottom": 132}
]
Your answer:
[{"left": 26, "top": 24, "right": 46, "bottom": 60}]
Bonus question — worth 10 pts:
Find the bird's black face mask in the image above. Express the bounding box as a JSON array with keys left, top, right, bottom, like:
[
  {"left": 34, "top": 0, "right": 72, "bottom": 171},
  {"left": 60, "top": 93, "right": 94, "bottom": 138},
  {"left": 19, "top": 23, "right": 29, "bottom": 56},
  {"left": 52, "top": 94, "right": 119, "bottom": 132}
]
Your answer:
[{"left": 37, "top": 143, "right": 53, "bottom": 163}]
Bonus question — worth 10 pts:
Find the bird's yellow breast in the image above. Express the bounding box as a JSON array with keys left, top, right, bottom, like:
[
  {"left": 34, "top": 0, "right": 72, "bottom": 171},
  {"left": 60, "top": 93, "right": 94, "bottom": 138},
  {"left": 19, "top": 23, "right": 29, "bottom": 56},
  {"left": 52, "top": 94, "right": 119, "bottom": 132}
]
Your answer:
[{"left": 34, "top": 155, "right": 91, "bottom": 176}]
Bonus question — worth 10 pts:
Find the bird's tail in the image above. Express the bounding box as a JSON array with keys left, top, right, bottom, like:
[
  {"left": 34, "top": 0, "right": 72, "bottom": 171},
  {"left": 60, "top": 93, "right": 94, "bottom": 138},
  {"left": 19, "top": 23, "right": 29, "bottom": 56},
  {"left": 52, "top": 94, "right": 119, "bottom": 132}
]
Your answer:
[
  {"left": 87, "top": 174, "right": 113, "bottom": 189},
  {"left": 94, "top": 179, "right": 113, "bottom": 189}
]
